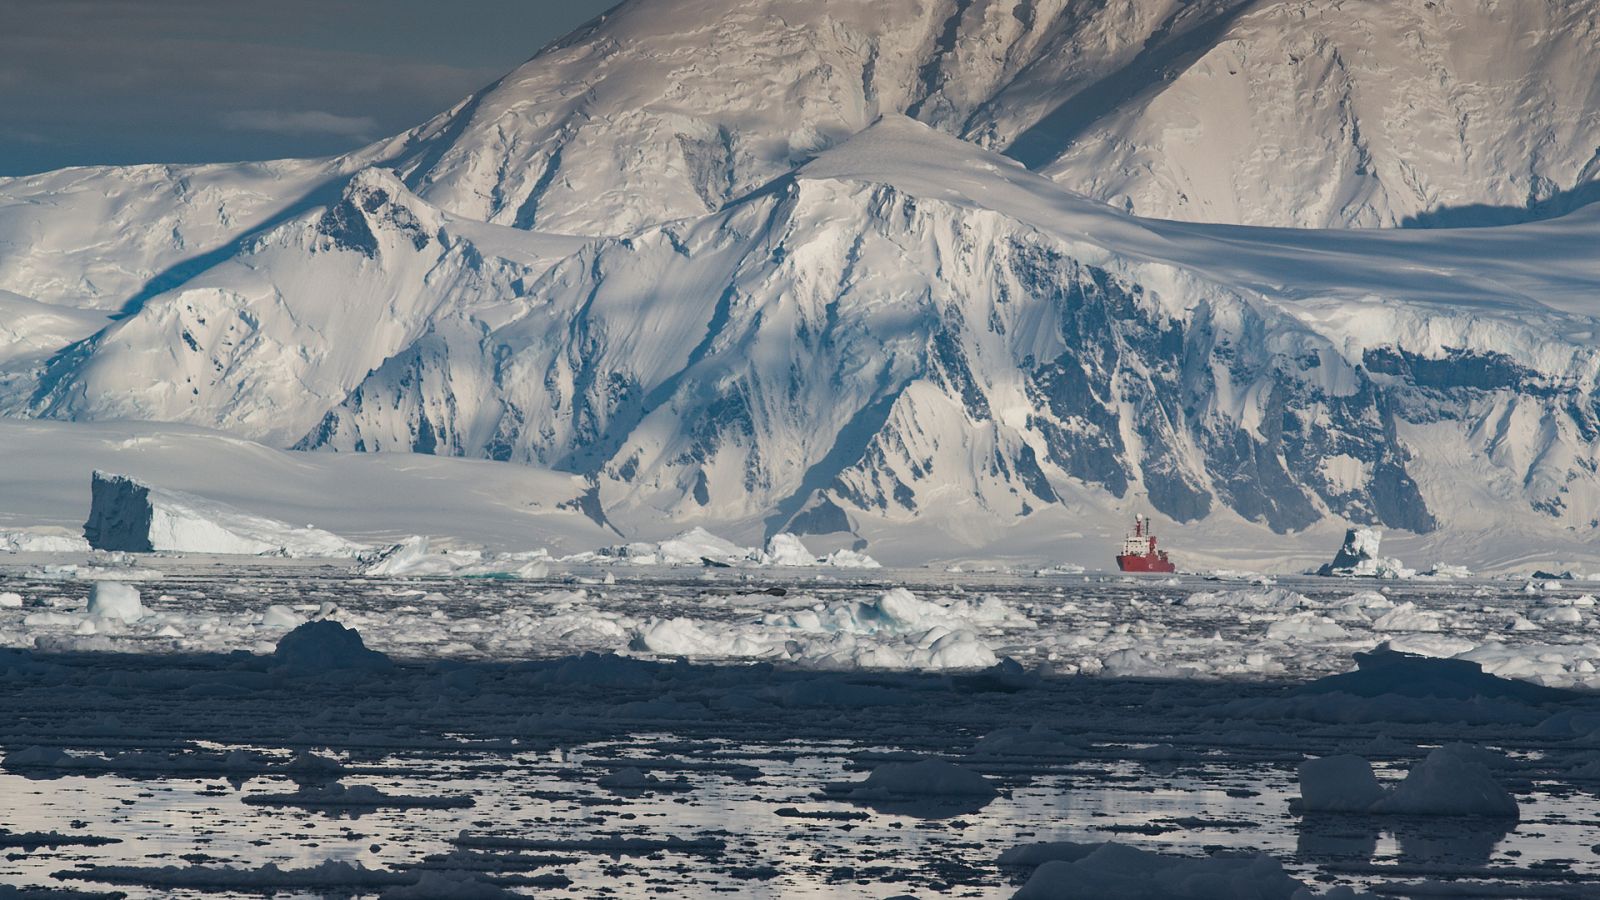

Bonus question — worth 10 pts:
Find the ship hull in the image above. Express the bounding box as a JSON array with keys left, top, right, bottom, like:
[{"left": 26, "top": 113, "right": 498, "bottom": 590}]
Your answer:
[{"left": 1117, "top": 554, "right": 1176, "bottom": 573}]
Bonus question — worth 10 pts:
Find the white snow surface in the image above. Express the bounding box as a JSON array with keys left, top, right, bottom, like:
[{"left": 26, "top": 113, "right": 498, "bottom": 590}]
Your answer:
[{"left": 5, "top": 117, "right": 1597, "bottom": 571}]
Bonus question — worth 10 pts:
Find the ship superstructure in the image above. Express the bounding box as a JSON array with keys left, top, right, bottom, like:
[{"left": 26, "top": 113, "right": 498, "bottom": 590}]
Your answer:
[{"left": 1116, "top": 514, "right": 1176, "bottom": 573}]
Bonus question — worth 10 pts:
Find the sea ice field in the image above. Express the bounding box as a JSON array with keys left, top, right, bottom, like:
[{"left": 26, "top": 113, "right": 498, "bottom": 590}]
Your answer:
[{"left": 5, "top": 559, "right": 1600, "bottom": 898}]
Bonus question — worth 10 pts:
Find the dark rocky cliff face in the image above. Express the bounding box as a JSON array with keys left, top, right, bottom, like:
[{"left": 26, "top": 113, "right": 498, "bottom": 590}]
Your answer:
[{"left": 83, "top": 471, "right": 155, "bottom": 552}]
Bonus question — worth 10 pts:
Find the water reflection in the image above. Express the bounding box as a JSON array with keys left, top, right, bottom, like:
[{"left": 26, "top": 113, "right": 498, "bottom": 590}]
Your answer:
[{"left": 1297, "top": 814, "right": 1513, "bottom": 870}]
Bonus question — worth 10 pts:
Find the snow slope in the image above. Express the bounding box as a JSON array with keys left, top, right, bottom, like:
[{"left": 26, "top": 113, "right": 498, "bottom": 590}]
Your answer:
[
  {"left": 1041, "top": 0, "right": 1600, "bottom": 227},
  {"left": 21, "top": 170, "right": 591, "bottom": 446}
]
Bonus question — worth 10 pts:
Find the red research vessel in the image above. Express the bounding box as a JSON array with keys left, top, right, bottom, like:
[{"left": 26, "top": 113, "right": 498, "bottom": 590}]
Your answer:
[{"left": 1116, "top": 514, "right": 1176, "bottom": 573}]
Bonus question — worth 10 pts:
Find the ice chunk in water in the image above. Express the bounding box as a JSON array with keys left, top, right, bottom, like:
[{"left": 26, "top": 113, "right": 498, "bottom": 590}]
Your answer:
[
  {"left": 1294, "top": 755, "right": 1386, "bottom": 813},
  {"left": 87, "top": 582, "right": 144, "bottom": 622},
  {"left": 1373, "top": 746, "right": 1519, "bottom": 818},
  {"left": 271, "top": 621, "right": 391, "bottom": 674}
]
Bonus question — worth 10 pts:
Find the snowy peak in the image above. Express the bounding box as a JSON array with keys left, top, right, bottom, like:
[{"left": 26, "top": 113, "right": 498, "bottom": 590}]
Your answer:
[
  {"left": 310, "top": 168, "right": 441, "bottom": 260},
  {"left": 383, "top": 0, "right": 1600, "bottom": 233},
  {"left": 800, "top": 114, "right": 1029, "bottom": 182}
]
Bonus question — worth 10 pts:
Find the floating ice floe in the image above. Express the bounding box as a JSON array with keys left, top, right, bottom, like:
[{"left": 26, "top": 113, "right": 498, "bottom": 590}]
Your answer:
[
  {"left": 1369, "top": 601, "right": 1442, "bottom": 632},
  {"left": 1181, "top": 587, "right": 1314, "bottom": 610},
  {"left": 971, "top": 724, "right": 1081, "bottom": 759},
  {"left": 824, "top": 757, "right": 998, "bottom": 818},
  {"left": 356, "top": 529, "right": 881, "bottom": 576},
  {"left": 358, "top": 536, "right": 551, "bottom": 578},
  {"left": 1530, "top": 604, "right": 1584, "bottom": 626},
  {"left": 270, "top": 620, "right": 392, "bottom": 674},
  {"left": 626, "top": 587, "right": 1022, "bottom": 670},
  {"left": 61, "top": 859, "right": 435, "bottom": 894},
  {"left": 83, "top": 471, "right": 366, "bottom": 558},
  {"left": 1234, "top": 646, "right": 1574, "bottom": 726},
  {"left": 1315, "top": 528, "right": 1415, "bottom": 579},
  {"left": 1296, "top": 746, "right": 1519, "bottom": 818},
  {"left": 243, "top": 781, "right": 474, "bottom": 812},
  {"left": 596, "top": 767, "right": 693, "bottom": 794},
  {"left": 830, "top": 758, "right": 997, "bottom": 799},
  {"left": 382, "top": 871, "right": 525, "bottom": 899},
  {"left": 1266, "top": 613, "right": 1349, "bottom": 642},
  {"left": 1293, "top": 755, "right": 1387, "bottom": 813},
  {"left": 1033, "top": 564, "right": 1088, "bottom": 576},
  {"left": 260, "top": 604, "right": 306, "bottom": 629},
  {"left": 568, "top": 528, "right": 880, "bottom": 569},
  {"left": 1303, "top": 646, "right": 1570, "bottom": 704}
]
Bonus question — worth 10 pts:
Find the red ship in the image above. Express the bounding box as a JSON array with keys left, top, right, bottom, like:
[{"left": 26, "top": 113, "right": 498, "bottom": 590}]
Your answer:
[{"left": 1116, "top": 514, "right": 1176, "bottom": 573}]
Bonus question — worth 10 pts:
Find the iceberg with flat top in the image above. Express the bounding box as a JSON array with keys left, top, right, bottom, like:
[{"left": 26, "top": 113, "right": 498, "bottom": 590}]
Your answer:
[{"left": 83, "top": 471, "right": 366, "bottom": 558}]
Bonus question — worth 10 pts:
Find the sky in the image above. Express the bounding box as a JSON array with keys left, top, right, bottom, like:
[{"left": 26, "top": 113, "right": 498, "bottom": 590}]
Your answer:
[{"left": 0, "top": 0, "right": 620, "bottom": 176}]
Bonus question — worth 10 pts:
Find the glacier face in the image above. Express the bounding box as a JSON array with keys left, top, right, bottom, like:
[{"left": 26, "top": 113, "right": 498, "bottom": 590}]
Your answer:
[{"left": 1, "top": 1, "right": 1599, "bottom": 559}]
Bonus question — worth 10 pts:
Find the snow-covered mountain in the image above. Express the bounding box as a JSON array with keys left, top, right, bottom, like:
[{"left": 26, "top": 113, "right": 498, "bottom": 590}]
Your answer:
[
  {"left": 369, "top": 0, "right": 1600, "bottom": 232},
  {"left": 299, "top": 119, "right": 1600, "bottom": 543},
  {"left": 2, "top": 0, "right": 1599, "bottom": 565}
]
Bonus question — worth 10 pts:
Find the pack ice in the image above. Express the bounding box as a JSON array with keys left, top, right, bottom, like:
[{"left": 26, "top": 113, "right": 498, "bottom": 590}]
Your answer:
[
  {"left": 83, "top": 471, "right": 365, "bottom": 558},
  {"left": 566, "top": 528, "right": 880, "bottom": 569}
]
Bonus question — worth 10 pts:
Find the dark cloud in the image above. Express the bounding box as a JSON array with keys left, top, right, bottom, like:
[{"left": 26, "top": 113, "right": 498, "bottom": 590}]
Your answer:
[
  {"left": 219, "top": 110, "right": 381, "bottom": 138},
  {"left": 0, "top": 0, "right": 619, "bottom": 175}
]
